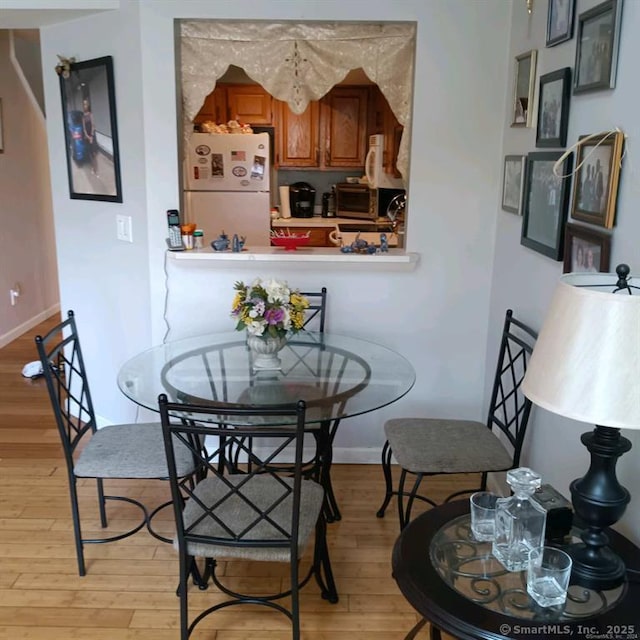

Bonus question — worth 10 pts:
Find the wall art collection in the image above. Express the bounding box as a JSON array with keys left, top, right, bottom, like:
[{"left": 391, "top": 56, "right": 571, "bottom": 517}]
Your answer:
[{"left": 503, "top": 0, "right": 624, "bottom": 272}]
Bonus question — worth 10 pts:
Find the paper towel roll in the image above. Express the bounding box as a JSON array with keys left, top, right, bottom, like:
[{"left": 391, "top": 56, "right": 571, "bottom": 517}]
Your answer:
[{"left": 279, "top": 186, "right": 291, "bottom": 218}]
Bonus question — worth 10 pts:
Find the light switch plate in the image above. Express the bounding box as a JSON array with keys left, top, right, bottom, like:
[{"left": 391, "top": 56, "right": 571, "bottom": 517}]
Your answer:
[{"left": 116, "top": 215, "right": 133, "bottom": 243}]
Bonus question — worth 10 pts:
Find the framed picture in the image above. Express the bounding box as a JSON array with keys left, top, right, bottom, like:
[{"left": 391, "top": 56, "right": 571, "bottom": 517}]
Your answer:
[
  {"left": 521, "top": 151, "right": 573, "bottom": 260},
  {"left": 563, "top": 223, "right": 611, "bottom": 273},
  {"left": 511, "top": 50, "right": 537, "bottom": 128},
  {"left": 536, "top": 68, "right": 571, "bottom": 148},
  {"left": 571, "top": 131, "right": 624, "bottom": 228},
  {"left": 59, "top": 56, "right": 122, "bottom": 202},
  {"left": 574, "top": 0, "right": 623, "bottom": 94},
  {"left": 501, "top": 155, "right": 527, "bottom": 214},
  {"left": 546, "top": 0, "right": 576, "bottom": 47},
  {"left": 0, "top": 98, "right": 4, "bottom": 153}
]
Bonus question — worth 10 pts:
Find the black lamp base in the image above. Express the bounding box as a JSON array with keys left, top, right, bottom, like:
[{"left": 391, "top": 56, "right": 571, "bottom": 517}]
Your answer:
[
  {"left": 568, "top": 541, "right": 627, "bottom": 591},
  {"left": 569, "top": 425, "right": 631, "bottom": 591}
]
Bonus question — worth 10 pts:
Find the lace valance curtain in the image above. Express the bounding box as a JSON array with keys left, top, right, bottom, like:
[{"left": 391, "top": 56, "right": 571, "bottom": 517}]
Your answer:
[{"left": 180, "top": 21, "right": 415, "bottom": 181}]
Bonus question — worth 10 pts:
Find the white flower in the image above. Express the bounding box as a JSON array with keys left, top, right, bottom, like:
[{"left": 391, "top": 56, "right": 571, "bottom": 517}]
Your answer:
[
  {"left": 245, "top": 320, "right": 266, "bottom": 336},
  {"left": 263, "top": 278, "right": 290, "bottom": 305}
]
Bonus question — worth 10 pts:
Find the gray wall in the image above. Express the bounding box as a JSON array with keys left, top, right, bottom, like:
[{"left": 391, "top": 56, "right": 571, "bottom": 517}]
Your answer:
[{"left": 489, "top": 0, "right": 640, "bottom": 542}]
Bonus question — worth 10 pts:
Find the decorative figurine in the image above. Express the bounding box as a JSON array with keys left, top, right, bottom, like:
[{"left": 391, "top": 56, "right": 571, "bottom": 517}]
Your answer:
[
  {"left": 211, "top": 232, "right": 230, "bottom": 251},
  {"left": 380, "top": 233, "right": 389, "bottom": 252},
  {"left": 232, "top": 234, "right": 246, "bottom": 252}
]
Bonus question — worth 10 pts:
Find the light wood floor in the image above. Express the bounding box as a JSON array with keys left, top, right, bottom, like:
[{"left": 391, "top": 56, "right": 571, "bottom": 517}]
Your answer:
[{"left": 0, "top": 315, "right": 469, "bottom": 639}]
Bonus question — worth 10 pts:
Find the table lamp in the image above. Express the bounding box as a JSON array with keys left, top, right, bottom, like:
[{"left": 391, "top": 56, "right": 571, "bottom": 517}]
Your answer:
[{"left": 521, "top": 264, "right": 639, "bottom": 591}]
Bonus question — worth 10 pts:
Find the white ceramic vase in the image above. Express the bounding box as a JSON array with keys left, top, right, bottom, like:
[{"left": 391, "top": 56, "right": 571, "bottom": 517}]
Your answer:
[{"left": 247, "top": 333, "right": 287, "bottom": 370}]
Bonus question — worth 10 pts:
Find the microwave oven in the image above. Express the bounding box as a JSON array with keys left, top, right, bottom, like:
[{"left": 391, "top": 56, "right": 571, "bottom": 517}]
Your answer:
[{"left": 335, "top": 183, "right": 405, "bottom": 221}]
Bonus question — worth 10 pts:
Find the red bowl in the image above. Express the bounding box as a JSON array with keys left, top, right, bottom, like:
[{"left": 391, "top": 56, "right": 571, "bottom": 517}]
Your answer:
[{"left": 270, "top": 235, "right": 310, "bottom": 251}]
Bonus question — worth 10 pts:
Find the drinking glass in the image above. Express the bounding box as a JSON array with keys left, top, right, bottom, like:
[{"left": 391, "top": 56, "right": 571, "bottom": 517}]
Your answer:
[
  {"left": 527, "top": 546, "right": 572, "bottom": 607},
  {"left": 470, "top": 492, "right": 498, "bottom": 541}
]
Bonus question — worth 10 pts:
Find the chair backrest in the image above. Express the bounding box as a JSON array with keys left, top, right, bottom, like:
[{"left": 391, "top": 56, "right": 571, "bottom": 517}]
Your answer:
[
  {"left": 300, "top": 287, "right": 327, "bottom": 332},
  {"left": 159, "top": 395, "right": 309, "bottom": 557},
  {"left": 35, "top": 310, "right": 97, "bottom": 466},
  {"left": 486, "top": 309, "right": 538, "bottom": 467}
]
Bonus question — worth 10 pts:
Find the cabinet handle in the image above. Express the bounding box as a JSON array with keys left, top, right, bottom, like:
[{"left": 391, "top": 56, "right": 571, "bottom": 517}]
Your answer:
[
  {"left": 315, "top": 148, "right": 319, "bottom": 165},
  {"left": 325, "top": 148, "right": 329, "bottom": 166}
]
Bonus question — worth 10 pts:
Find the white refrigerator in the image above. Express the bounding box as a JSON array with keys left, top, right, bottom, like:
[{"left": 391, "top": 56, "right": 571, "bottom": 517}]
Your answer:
[{"left": 184, "top": 133, "right": 271, "bottom": 247}]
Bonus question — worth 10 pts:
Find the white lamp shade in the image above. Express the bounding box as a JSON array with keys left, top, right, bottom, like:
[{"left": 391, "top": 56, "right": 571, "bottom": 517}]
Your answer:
[{"left": 522, "top": 273, "right": 640, "bottom": 430}]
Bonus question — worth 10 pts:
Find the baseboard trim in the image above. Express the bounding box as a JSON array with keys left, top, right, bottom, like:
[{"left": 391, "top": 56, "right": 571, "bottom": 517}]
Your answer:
[{"left": 0, "top": 304, "right": 61, "bottom": 349}]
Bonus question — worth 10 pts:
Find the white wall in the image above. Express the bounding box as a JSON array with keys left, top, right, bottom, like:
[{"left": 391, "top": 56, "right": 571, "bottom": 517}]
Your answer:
[
  {"left": 0, "top": 30, "right": 58, "bottom": 346},
  {"left": 31, "top": 0, "right": 510, "bottom": 438},
  {"left": 490, "top": 0, "right": 640, "bottom": 542},
  {"left": 39, "top": 0, "right": 153, "bottom": 423},
  {"left": 139, "top": 0, "right": 511, "bottom": 453}
]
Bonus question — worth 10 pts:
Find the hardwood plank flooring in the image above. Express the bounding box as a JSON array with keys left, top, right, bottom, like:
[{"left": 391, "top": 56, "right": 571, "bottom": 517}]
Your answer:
[{"left": 0, "top": 316, "right": 469, "bottom": 639}]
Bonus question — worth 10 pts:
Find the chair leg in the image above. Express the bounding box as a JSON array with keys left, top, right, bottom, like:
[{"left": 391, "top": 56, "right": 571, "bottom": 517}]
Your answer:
[
  {"left": 397, "top": 470, "right": 425, "bottom": 530},
  {"left": 178, "top": 553, "right": 191, "bottom": 640},
  {"left": 291, "top": 547, "right": 300, "bottom": 640},
  {"left": 96, "top": 477, "right": 108, "bottom": 528},
  {"left": 403, "top": 473, "right": 425, "bottom": 530},
  {"left": 376, "top": 440, "right": 394, "bottom": 518},
  {"left": 313, "top": 517, "right": 338, "bottom": 603},
  {"left": 68, "top": 476, "right": 86, "bottom": 576}
]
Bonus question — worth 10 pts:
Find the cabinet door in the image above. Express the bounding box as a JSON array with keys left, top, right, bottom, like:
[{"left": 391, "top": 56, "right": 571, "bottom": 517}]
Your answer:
[
  {"left": 276, "top": 101, "right": 320, "bottom": 168},
  {"left": 322, "top": 87, "right": 368, "bottom": 168},
  {"left": 226, "top": 85, "right": 273, "bottom": 124},
  {"left": 193, "top": 86, "right": 227, "bottom": 125}
]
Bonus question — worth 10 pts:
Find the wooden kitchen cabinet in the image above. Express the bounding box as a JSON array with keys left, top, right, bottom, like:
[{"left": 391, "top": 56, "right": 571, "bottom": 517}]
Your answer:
[
  {"left": 276, "top": 101, "right": 321, "bottom": 167},
  {"left": 275, "top": 86, "right": 369, "bottom": 170},
  {"left": 226, "top": 85, "right": 273, "bottom": 124},
  {"left": 370, "top": 86, "right": 403, "bottom": 178},
  {"left": 193, "top": 84, "right": 273, "bottom": 126},
  {"left": 193, "top": 86, "right": 227, "bottom": 125}
]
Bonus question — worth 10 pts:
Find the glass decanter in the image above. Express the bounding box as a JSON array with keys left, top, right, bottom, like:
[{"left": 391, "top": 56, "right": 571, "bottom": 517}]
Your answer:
[{"left": 492, "top": 467, "right": 547, "bottom": 572}]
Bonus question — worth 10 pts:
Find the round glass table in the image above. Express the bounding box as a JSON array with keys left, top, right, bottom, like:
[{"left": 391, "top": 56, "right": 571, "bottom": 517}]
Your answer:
[
  {"left": 392, "top": 500, "right": 640, "bottom": 640},
  {"left": 118, "top": 331, "right": 416, "bottom": 520}
]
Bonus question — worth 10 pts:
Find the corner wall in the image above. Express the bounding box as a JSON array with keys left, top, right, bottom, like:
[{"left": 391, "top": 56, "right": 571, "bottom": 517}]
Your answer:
[{"left": 489, "top": 0, "right": 640, "bottom": 543}]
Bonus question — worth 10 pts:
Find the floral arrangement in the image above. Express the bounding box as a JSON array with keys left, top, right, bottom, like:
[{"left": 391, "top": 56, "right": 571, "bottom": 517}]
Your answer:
[{"left": 231, "top": 278, "right": 309, "bottom": 338}]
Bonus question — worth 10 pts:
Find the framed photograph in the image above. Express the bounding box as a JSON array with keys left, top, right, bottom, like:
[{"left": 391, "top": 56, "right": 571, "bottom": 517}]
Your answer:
[
  {"left": 501, "top": 155, "right": 527, "bottom": 214},
  {"left": 546, "top": 0, "right": 576, "bottom": 47},
  {"left": 0, "top": 98, "right": 4, "bottom": 153},
  {"left": 574, "top": 0, "right": 623, "bottom": 94},
  {"left": 521, "top": 151, "right": 573, "bottom": 260},
  {"left": 59, "top": 56, "right": 122, "bottom": 202},
  {"left": 511, "top": 50, "right": 538, "bottom": 128},
  {"left": 536, "top": 68, "right": 571, "bottom": 148},
  {"left": 571, "top": 131, "right": 624, "bottom": 228},
  {"left": 563, "top": 223, "right": 611, "bottom": 273}
]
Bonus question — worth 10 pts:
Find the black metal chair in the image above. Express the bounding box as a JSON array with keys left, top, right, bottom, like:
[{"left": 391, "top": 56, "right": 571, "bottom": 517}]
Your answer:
[
  {"left": 300, "top": 287, "right": 327, "bottom": 332},
  {"left": 158, "top": 395, "right": 338, "bottom": 640},
  {"left": 35, "top": 310, "right": 201, "bottom": 575},
  {"left": 377, "top": 309, "right": 538, "bottom": 530}
]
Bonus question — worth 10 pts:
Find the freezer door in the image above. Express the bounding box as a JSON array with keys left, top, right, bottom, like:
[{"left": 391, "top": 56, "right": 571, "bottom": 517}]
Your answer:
[
  {"left": 185, "top": 191, "right": 271, "bottom": 247},
  {"left": 185, "top": 132, "right": 270, "bottom": 191}
]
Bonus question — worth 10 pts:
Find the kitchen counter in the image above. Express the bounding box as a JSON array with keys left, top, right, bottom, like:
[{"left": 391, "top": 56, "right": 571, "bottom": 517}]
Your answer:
[
  {"left": 272, "top": 217, "right": 393, "bottom": 228},
  {"left": 167, "top": 246, "right": 418, "bottom": 269}
]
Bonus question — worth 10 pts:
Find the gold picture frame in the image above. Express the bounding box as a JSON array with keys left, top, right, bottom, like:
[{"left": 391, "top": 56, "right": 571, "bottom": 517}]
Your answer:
[
  {"left": 571, "top": 131, "right": 624, "bottom": 228},
  {"left": 511, "top": 50, "right": 537, "bottom": 128}
]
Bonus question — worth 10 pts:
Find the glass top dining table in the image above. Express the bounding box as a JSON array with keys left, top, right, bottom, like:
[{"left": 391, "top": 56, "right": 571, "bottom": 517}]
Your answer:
[
  {"left": 117, "top": 331, "right": 416, "bottom": 426},
  {"left": 117, "top": 330, "right": 415, "bottom": 522}
]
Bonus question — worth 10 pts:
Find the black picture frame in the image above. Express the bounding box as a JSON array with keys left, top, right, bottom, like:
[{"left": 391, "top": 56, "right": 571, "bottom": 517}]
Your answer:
[
  {"left": 501, "top": 155, "right": 527, "bottom": 215},
  {"left": 546, "top": 0, "right": 576, "bottom": 47},
  {"left": 570, "top": 131, "right": 624, "bottom": 228},
  {"left": 563, "top": 222, "right": 611, "bottom": 273},
  {"left": 521, "top": 151, "right": 573, "bottom": 260},
  {"left": 574, "top": 0, "right": 623, "bottom": 94},
  {"left": 59, "top": 56, "right": 123, "bottom": 202},
  {"left": 511, "top": 50, "right": 538, "bottom": 128},
  {"left": 536, "top": 68, "right": 571, "bottom": 148}
]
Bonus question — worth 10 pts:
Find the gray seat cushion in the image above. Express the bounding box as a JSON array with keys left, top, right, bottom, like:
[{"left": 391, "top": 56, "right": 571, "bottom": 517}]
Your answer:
[
  {"left": 384, "top": 418, "right": 513, "bottom": 474},
  {"left": 179, "top": 474, "right": 324, "bottom": 562},
  {"left": 74, "top": 422, "right": 198, "bottom": 479}
]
